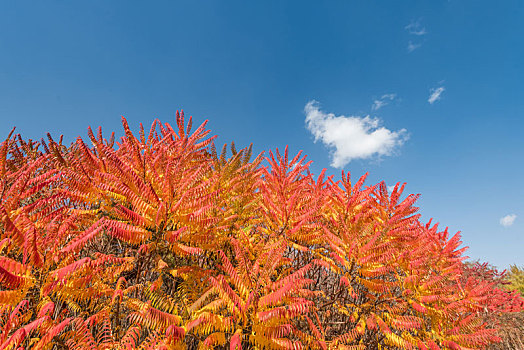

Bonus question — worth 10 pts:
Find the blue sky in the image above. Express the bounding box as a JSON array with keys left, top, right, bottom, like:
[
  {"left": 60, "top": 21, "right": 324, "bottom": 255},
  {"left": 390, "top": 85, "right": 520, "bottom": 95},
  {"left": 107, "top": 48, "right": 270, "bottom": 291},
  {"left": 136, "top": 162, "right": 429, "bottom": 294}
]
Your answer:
[{"left": 1, "top": 1, "right": 523, "bottom": 268}]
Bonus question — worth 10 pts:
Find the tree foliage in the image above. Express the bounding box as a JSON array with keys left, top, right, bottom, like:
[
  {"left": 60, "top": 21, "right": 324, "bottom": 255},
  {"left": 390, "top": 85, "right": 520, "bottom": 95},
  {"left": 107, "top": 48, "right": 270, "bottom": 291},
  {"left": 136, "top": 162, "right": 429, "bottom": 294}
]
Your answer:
[
  {"left": 460, "top": 262, "right": 524, "bottom": 350},
  {"left": 0, "top": 113, "right": 522, "bottom": 349},
  {"left": 504, "top": 265, "right": 524, "bottom": 296}
]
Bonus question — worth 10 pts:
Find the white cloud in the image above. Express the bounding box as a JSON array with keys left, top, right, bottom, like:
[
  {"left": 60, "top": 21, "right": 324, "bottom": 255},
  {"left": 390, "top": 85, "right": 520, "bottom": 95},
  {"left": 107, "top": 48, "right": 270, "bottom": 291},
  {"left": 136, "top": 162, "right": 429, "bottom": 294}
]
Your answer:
[
  {"left": 500, "top": 214, "right": 517, "bottom": 227},
  {"left": 387, "top": 185, "right": 396, "bottom": 193},
  {"left": 428, "top": 86, "right": 445, "bottom": 104},
  {"left": 405, "top": 19, "right": 427, "bottom": 36},
  {"left": 372, "top": 93, "right": 397, "bottom": 111},
  {"left": 304, "top": 101, "right": 409, "bottom": 168},
  {"left": 407, "top": 41, "right": 422, "bottom": 53},
  {"left": 405, "top": 19, "right": 426, "bottom": 52}
]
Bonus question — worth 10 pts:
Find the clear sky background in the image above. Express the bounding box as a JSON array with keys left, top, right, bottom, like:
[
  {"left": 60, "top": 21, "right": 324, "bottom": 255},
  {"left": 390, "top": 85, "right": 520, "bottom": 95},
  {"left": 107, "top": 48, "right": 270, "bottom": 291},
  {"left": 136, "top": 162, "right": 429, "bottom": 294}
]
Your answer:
[{"left": 1, "top": 1, "right": 522, "bottom": 268}]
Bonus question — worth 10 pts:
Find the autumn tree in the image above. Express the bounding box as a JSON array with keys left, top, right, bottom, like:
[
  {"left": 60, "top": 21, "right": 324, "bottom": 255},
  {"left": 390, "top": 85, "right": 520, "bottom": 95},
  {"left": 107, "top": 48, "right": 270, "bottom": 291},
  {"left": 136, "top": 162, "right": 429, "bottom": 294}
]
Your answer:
[{"left": 0, "top": 113, "right": 522, "bottom": 349}]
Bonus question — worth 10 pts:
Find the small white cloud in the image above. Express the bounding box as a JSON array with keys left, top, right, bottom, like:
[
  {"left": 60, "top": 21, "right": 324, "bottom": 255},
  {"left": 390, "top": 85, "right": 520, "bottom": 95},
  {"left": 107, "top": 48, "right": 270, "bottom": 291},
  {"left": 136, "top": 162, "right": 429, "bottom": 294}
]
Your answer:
[
  {"left": 372, "top": 93, "right": 397, "bottom": 111},
  {"left": 304, "top": 101, "right": 409, "bottom": 168},
  {"left": 428, "top": 86, "right": 445, "bottom": 104},
  {"left": 387, "top": 185, "right": 396, "bottom": 193},
  {"left": 405, "top": 19, "right": 427, "bottom": 36},
  {"left": 500, "top": 214, "right": 517, "bottom": 227},
  {"left": 405, "top": 19, "right": 426, "bottom": 52},
  {"left": 407, "top": 41, "right": 422, "bottom": 53}
]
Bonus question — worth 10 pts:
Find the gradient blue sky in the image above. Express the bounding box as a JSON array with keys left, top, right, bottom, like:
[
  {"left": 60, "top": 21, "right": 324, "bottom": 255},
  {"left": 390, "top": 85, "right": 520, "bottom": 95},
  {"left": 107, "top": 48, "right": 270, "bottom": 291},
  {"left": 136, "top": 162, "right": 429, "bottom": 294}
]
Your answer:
[{"left": 1, "top": 1, "right": 522, "bottom": 268}]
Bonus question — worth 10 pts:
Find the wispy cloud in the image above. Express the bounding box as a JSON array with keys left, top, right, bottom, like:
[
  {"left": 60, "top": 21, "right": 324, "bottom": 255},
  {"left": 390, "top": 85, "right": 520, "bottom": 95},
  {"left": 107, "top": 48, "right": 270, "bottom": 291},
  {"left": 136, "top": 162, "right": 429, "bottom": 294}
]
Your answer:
[
  {"left": 304, "top": 101, "right": 409, "bottom": 168},
  {"left": 372, "top": 93, "right": 397, "bottom": 111},
  {"left": 407, "top": 41, "right": 422, "bottom": 53},
  {"left": 405, "top": 19, "right": 427, "bottom": 36},
  {"left": 405, "top": 19, "right": 427, "bottom": 52},
  {"left": 500, "top": 214, "right": 517, "bottom": 227},
  {"left": 428, "top": 86, "right": 445, "bottom": 104}
]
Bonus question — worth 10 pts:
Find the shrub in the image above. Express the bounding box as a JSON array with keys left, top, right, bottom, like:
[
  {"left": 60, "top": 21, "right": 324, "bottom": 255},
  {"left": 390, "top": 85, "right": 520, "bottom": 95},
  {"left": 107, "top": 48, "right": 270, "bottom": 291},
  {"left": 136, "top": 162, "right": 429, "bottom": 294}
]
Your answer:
[
  {"left": 461, "top": 262, "right": 524, "bottom": 350},
  {"left": 0, "top": 113, "right": 522, "bottom": 349}
]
